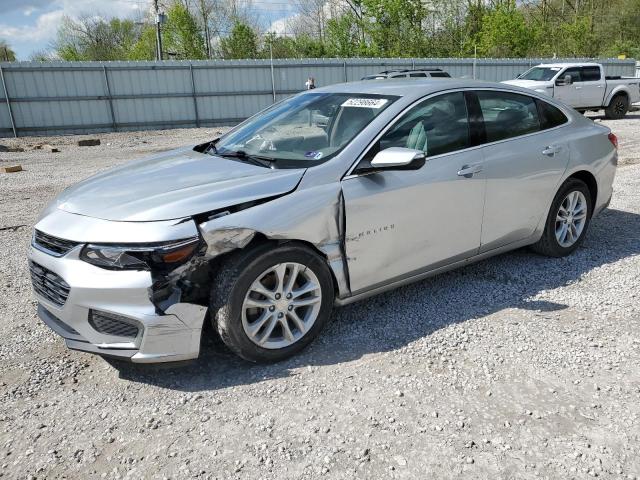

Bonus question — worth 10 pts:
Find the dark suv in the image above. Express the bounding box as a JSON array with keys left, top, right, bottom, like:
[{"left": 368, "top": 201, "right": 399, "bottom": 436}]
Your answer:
[{"left": 361, "top": 68, "right": 451, "bottom": 80}]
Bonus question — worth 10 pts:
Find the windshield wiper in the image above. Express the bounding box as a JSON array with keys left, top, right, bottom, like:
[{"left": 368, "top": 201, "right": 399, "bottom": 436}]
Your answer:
[{"left": 213, "top": 150, "right": 275, "bottom": 168}]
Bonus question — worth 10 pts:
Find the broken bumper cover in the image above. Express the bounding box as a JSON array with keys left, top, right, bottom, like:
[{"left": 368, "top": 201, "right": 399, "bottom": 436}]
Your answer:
[{"left": 29, "top": 244, "right": 208, "bottom": 363}]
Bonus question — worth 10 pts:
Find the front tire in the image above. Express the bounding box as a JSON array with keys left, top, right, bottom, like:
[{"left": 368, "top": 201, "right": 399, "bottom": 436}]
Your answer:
[
  {"left": 531, "top": 178, "right": 592, "bottom": 257},
  {"left": 210, "top": 243, "right": 334, "bottom": 363},
  {"left": 604, "top": 94, "right": 629, "bottom": 119}
]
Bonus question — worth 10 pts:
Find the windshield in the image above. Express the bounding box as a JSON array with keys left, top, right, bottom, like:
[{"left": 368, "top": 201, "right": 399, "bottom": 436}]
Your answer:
[
  {"left": 213, "top": 92, "right": 398, "bottom": 167},
  {"left": 518, "top": 67, "right": 562, "bottom": 81}
]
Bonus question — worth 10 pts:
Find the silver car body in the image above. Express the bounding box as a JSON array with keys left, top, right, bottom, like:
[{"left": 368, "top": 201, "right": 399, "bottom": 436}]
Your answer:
[{"left": 28, "top": 79, "right": 617, "bottom": 363}]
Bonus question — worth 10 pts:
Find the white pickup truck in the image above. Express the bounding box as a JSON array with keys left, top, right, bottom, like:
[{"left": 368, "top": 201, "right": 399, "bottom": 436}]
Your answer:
[{"left": 502, "top": 62, "right": 640, "bottom": 119}]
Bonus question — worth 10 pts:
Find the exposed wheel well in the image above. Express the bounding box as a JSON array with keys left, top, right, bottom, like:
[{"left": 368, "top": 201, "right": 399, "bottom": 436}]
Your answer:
[
  {"left": 567, "top": 170, "right": 598, "bottom": 212},
  {"left": 209, "top": 233, "right": 341, "bottom": 296}
]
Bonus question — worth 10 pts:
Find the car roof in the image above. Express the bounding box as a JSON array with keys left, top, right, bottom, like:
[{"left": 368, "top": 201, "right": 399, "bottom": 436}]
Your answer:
[
  {"left": 536, "top": 62, "right": 601, "bottom": 68},
  {"left": 311, "top": 78, "right": 537, "bottom": 102}
]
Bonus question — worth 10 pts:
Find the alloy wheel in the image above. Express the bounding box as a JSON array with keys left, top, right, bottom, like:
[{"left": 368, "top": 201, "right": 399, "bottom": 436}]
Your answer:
[
  {"left": 555, "top": 190, "right": 588, "bottom": 248},
  {"left": 242, "top": 262, "right": 322, "bottom": 349}
]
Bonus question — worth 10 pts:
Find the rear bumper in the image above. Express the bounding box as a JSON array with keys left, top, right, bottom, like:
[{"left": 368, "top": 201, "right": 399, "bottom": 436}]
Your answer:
[{"left": 28, "top": 233, "right": 208, "bottom": 364}]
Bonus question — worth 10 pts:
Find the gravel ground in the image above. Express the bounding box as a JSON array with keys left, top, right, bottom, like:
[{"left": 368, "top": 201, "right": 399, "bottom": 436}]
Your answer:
[{"left": 1, "top": 113, "right": 639, "bottom": 479}]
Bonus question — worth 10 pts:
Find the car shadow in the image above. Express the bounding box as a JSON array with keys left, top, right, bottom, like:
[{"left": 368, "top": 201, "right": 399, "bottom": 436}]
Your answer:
[
  {"left": 588, "top": 113, "right": 640, "bottom": 121},
  {"left": 113, "top": 207, "right": 640, "bottom": 391}
]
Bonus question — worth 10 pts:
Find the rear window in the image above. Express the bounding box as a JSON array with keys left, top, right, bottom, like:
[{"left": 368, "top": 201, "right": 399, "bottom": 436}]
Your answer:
[{"left": 536, "top": 100, "right": 569, "bottom": 129}]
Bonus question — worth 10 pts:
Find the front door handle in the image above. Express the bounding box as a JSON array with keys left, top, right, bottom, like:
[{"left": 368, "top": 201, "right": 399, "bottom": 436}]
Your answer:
[
  {"left": 542, "top": 145, "right": 561, "bottom": 156},
  {"left": 457, "top": 164, "right": 483, "bottom": 178}
]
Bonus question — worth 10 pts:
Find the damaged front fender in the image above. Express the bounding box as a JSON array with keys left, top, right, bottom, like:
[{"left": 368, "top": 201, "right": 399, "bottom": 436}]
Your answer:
[{"left": 198, "top": 182, "right": 349, "bottom": 299}]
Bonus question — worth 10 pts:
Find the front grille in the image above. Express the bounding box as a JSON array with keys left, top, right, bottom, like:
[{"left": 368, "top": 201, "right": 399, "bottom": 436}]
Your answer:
[
  {"left": 89, "top": 311, "right": 140, "bottom": 339},
  {"left": 33, "top": 230, "right": 80, "bottom": 257},
  {"left": 29, "top": 261, "right": 71, "bottom": 307}
]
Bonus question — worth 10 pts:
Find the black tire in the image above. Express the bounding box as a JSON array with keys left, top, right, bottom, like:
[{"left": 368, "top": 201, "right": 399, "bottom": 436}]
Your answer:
[
  {"left": 531, "top": 178, "right": 592, "bottom": 257},
  {"left": 209, "top": 242, "right": 334, "bottom": 363},
  {"left": 604, "top": 94, "right": 629, "bottom": 119}
]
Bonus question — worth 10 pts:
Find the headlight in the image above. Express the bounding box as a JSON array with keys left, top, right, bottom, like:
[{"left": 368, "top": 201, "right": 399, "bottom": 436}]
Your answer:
[{"left": 80, "top": 237, "right": 201, "bottom": 271}]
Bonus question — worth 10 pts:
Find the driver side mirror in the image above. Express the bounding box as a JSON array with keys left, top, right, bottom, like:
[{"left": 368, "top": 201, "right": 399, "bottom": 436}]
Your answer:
[
  {"left": 556, "top": 74, "right": 573, "bottom": 86},
  {"left": 370, "top": 147, "right": 426, "bottom": 170}
]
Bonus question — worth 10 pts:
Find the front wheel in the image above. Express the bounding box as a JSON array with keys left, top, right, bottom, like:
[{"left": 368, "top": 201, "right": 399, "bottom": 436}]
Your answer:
[
  {"left": 210, "top": 243, "right": 334, "bottom": 363},
  {"left": 604, "top": 94, "right": 629, "bottom": 119},
  {"left": 531, "top": 178, "right": 592, "bottom": 257}
]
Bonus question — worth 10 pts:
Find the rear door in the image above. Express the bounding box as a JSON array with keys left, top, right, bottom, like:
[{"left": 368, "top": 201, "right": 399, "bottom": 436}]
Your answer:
[
  {"left": 473, "top": 90, "right": 571, "bottom": 251},
  {"left": 341, "top": 91, "right": 485, "bottom": 293},
  {"left": 579, "top": 66, "right": 606, "bottom": 107}
]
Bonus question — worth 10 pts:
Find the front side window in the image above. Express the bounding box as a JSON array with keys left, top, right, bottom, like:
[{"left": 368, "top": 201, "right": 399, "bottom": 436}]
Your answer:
[
  {"left": 375, "top": 92, "right": 470, "bottom": 157},
  {"left": 213, "top": 92, "right": 397, "bottom": 168},
  {"left": 410, "top": 73, "right": 427, "bottom": 77},
  {"left": 476, "top": 91, "right": 540, "bottom": 142},
  {"left": 562, "top": 67, "right": 582, "bottom": 83}
]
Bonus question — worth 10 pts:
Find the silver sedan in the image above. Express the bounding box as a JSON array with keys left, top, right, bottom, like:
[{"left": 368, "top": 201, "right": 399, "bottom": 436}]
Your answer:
[{"left": 28, "top": 79, "right": 618, "bottom": 363}]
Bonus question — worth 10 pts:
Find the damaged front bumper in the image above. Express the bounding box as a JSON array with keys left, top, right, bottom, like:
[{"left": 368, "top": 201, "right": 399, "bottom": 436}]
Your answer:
[{"left": 28, "top": 210, "right": 208, "bottom": 363}]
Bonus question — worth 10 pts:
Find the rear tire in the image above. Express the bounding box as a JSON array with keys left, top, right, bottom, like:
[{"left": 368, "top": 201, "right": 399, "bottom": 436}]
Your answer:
[
  {"left": 604, "top": 94, "right": 629, "bottom": 119},
  {"left": 210, "top": 243, "right": 334, "bottom": 363},
  {"left": 531, "top": 178, "right": 592, "bottom": 257}
]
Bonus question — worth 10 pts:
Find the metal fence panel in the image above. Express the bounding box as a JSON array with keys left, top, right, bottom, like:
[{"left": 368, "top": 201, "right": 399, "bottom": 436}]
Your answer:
[{"left": 0, "top": 57, "right": 635, "bottom": 137}]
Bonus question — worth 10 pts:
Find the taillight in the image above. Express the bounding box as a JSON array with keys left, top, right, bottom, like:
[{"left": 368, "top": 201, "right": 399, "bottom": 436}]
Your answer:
[{"left": 608, "top": 133, "right": 618, "bottom": 149}]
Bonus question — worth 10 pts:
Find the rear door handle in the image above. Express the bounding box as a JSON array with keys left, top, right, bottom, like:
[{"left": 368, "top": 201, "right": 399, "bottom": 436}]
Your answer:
[
  {"left": 542, "top": 145, "right": 561, "bottom": 156},
  {"left": 457, "top": 164, "right": 483, "bottom": 177}
]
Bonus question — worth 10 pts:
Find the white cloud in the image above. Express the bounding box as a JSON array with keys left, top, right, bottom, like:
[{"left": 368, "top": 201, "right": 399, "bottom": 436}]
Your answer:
[
  {"left": 0, "top": 0, "right": 146, "bottom": 58},
  {"left": 0, "top": 9, "right": 65, "bottom": 43}
]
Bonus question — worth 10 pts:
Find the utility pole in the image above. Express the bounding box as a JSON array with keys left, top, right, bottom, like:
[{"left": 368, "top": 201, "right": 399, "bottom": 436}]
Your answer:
[{"left": 154, "top": 0, "right": 164, "bottom": 61}]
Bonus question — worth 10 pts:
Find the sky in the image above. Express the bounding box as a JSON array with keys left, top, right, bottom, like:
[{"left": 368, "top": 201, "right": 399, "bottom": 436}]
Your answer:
[{"left": 0, "top": 0, "right": 296, "bottom": 60}]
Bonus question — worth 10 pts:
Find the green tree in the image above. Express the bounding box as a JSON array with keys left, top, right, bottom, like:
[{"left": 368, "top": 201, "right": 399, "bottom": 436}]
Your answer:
[
  {"left": 220, "top": 22, "right": 259, "bottom": 59},
  {"left": 360, "top": 0, "right": 428, "bottom": 57},
  {"left": 128, "top": 25, "right": 157, "bottom": 60},
  {"left": 476, "top": 2, "right": 534, "bottom": 57},
  {"left": 325, "top": 13, "right": 366, "bottom": 57},
  {"left": 292, "top": 35, "right": 326, "bottom": 58},
  {"left": 163, "top": 2, "right": 207, "bottom": 59},
  {"left": 55, "top": 16, "right": 140, "bottom": 61},
  {"left": 556, "top": 17, "right": 599, "bottom": 57},
  {"left": 262, "top": 33, "right": 298, "bottom": 59},
  {"left": 0, "top": 39, "right": 16, "bottom": 61}
]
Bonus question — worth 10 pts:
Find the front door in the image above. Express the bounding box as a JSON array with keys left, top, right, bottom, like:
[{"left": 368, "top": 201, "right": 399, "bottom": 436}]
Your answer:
[
  {"left": 554, "top": 67, "right": 582, "bottom": 107},
  {"left": 341, "top": 92, "right": 485, "bottom": 294}
]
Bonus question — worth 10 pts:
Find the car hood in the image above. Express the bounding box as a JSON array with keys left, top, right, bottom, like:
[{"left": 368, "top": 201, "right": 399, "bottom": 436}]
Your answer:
[
  {"left": 502, "top": 79, "right": 550, "bottom": 90},
  {"left": 53, "top": 147, "right": 306, "bottom": 222}
]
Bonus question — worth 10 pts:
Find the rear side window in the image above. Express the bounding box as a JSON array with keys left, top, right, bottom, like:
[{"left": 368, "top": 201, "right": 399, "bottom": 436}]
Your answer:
[
  {"left": 476, "top": 91, "right": 540, "bottom": 142},
  {"left": 580, "top": 66, "right": 601, "bottom": 82},
  {"left": 430, "top": 72, "right": 450, "bottom": 78},
  {"left": 536, "top": 100, "right": 569, "bottom": 129}
]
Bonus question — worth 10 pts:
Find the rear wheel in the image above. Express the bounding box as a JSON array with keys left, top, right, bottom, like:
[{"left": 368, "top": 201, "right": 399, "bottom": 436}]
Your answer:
[
  {"left": 604, "top": 94, "right": 629, "bottom": 119},
  {"left": 531, "top": 178, "right": 592, "bottom": 257},
  {"left": 210, "top": 243, "right": 334, "bottom": 363}
]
